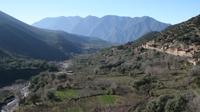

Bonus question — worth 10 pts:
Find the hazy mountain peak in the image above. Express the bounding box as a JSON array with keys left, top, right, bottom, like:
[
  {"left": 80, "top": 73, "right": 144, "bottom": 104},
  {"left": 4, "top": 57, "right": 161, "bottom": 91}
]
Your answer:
[
  {"left": 33, "top": 15, "right": 170, "bottom": 44},
  {"left": 85, "top": 15, "right": 99, "bottom": 19}
]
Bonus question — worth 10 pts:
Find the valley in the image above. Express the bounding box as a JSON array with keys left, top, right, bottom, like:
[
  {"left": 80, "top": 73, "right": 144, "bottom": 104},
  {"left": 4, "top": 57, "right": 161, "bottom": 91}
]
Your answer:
[
  {"left": 14, "top": 14, "right": 200, "bottom": 112},
  {"left": 0, "top": 4, "right": 199, "bottom": 112}
]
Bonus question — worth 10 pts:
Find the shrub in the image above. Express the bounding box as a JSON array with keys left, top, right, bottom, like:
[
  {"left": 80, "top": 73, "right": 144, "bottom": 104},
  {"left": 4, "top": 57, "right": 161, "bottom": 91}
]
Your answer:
[
  {"left": 146, "top": 95, "right": 173, "bottom": 112},
  {"left": 56, "top": 73, "right": 67, "bottom": 81},
  {"left": 47, "top": 91, "right": 59, "bottom": 101},
  {"left": 132, "top": 75, "right": 155, "bottom": 94},
  {"left": 146, "top": 95, "right": 187, "bottom": 112},
  {"left": 189, "top": 66, "right": 200, "bottom": 76},
  {"left": 28, "top": 93, "right": 41, "bottom": 105},
  {"left": 165, "top": 95, "right": 187, "bottom": 112},
  {"left": 193, "top": 77, "right": 200, "bottom": 88},
  {"left": 29, "top": 74, "right": 48, "bottom": 92}
]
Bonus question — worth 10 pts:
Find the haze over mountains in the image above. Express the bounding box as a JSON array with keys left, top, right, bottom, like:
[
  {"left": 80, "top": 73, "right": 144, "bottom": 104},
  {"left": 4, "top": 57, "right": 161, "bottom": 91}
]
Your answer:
[
  {"left": 33, "top": 15, "right": 170, "bottom": 44},
  {"left": 0, "top": 11, "right": 109, "bottom": 61}
]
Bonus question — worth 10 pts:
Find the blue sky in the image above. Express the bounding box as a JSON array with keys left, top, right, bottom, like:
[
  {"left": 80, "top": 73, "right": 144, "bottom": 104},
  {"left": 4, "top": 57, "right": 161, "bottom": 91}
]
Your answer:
[{"left": 0, "top": 0, "right": 200, "bottom": 24}]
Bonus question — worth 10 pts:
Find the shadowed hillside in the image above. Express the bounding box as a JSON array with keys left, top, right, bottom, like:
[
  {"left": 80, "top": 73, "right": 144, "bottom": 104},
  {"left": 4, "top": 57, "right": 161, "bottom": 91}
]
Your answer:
[{"left": 0, "top": 11, "right": 110, "bottom": 61}]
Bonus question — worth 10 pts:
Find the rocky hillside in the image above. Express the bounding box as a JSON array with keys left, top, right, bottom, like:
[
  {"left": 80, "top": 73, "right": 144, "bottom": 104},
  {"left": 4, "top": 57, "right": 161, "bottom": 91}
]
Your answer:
[
  {"left": 33, "top": 15, "right": 170, "bottom": 44},
  {"left": 141, "top": 15, "right": 200, "bottom": 65},
  {"left": 17, "top": 15, "right": 200, "bottom": 112}
]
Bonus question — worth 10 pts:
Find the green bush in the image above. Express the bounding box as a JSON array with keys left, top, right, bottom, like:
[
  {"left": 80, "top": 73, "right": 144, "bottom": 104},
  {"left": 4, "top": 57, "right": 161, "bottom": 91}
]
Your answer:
[
  {"left": 192, "top": 76, "right": 200, "bottom": 88},
  {"left": 146, "top": 95, "right": 187, "bottom": 112},
  {"left": 165, "top": 95, "right": 187, "bottom": 112},
  {"left": 47, "top": 91, "right": 60, "bottom": 101},
  {"left": 189, "top": 66, "right": 200, "bottom": 76},
  {"left": 146, "top": 95, "right": 173, "bottom": 112},
  {"left": 28, "top": 93, "right": 41, "bottom": 105},
  {"left": 132, "top": 75, "right": 155, "bottom": 94},
  {"left": 29, "top": 75, "right": 47, "bottom": 92}
]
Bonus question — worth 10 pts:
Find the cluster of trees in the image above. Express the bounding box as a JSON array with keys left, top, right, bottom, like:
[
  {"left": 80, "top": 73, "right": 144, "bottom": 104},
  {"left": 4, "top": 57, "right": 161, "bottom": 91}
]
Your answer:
[
  {"left": 0, "top": 57, "right": 57, "bottom": 71},
  {"left": 0, "top": 57, "right": 58, "bottom": 87}
]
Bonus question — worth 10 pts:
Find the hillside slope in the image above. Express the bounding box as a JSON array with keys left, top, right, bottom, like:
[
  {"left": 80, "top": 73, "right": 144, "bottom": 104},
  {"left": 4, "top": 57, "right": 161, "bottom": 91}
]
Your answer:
[
  {"left": 0, "top": 11, "right": 110, "bottom": 60},
  {"left": 33, "top": 15, "right": 170, "bottom": 44},
  {"left": 141, "top": 15, "right": 200, "bottom": 65}
]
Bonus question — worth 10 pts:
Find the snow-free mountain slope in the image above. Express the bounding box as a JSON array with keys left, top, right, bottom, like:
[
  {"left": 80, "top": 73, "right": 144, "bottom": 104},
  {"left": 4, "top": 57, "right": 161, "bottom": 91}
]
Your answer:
[{"left": 33, "top": 15, "right": 170, "bottom": 43}]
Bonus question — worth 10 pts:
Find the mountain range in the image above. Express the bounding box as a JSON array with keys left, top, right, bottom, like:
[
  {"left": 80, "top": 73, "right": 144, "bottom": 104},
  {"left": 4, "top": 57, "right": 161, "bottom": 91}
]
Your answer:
[
  {"left": 33, "top": 15, "right": 170, "bottom": 44},
  {"left": 0, "top": 11, "right": 110, "bottom": 61}
]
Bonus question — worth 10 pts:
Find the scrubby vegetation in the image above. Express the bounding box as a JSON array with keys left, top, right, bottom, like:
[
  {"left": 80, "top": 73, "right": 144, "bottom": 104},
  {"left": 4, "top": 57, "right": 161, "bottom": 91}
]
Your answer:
[{"left": 18, "top": 43, "right": 197, "bottom": 112}]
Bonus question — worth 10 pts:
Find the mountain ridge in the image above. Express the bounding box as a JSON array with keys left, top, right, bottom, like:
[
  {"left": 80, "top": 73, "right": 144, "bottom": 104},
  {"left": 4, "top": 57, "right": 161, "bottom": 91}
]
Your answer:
[{"left": 33, "top": 15, "right": 170, "bottom": 44}]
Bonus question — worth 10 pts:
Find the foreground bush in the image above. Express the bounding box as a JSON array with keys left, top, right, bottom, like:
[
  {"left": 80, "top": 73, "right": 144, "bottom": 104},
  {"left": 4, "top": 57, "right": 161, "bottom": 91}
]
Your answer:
[{"left": 146, "top": 94, "right": 188, "bottom": 112}]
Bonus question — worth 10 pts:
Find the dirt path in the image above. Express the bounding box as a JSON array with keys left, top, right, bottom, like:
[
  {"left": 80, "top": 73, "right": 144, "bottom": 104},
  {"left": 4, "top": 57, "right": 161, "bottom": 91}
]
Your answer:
[{"left": 142, "top": 43, "right": 197, "bottom": 65}]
